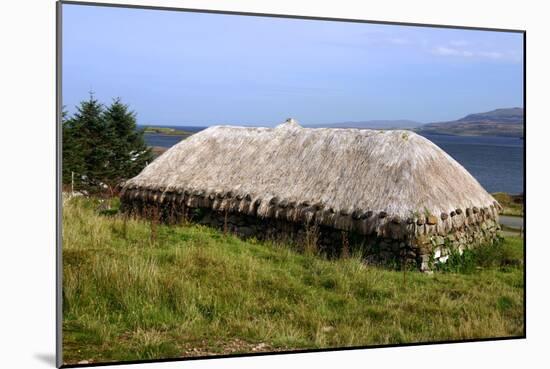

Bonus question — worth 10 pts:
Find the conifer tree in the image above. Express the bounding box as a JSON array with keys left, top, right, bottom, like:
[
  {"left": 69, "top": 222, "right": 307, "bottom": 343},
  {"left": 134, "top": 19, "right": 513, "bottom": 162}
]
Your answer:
[
  {"left": 67, "top": 93, "right": 111, "bottom": 194},
  {"left": 61, "top": 106, "right": 84, "bottom": 186},
  {"left": 101, "top": 98, "right": 152, "bottom": 195},
  {"left": 62, "top": 94, "right": 153, "bottom": 196}
]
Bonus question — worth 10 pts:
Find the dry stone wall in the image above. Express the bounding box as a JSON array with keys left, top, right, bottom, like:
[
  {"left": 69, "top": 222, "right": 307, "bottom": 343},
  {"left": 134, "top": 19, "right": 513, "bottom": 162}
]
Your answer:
[
  {"left": 121, "top": 200, "right": 500, "bottom": 271},
  {"left": 413, "top": 218, "right": 500, "bottom": 271},
  {"left": 193, "top": 209, "right": 501, "bottom": 271}
]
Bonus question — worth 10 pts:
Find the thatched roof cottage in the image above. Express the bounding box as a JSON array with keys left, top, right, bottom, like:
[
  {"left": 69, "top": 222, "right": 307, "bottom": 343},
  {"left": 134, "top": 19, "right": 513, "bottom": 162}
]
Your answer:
[{"left": 120, "top": 119, "right": 500, "bottom": 270}]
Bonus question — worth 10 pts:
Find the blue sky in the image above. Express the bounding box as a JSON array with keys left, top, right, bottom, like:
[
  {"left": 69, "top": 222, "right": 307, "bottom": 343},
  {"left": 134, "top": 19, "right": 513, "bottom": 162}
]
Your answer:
[{"left": 63, "top": 4, "right": 524, "bottom": 126}]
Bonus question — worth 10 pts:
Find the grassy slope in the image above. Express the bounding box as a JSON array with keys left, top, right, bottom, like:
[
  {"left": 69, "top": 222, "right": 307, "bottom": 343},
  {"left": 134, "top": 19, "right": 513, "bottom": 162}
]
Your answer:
[{"left": 62, "top": 197, "right": 524, "bottom": 365}]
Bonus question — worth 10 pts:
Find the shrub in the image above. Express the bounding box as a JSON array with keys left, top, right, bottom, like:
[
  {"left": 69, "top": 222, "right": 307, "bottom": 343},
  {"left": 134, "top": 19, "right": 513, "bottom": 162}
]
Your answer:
[{"left": 435, "top": 238, "right": 523, "bottom": 274}]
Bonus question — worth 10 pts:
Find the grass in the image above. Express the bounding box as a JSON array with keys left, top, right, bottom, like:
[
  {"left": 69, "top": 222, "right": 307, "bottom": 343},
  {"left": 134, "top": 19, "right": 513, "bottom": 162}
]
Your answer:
[
  {"left": 492, "top": 192, "right": 524, "bottom": 217},
  {"left": 143, "top": 126, "right": 192, "bottom": 136},
  {"left": 62, "top": 197, "right": 524, "bottom": 365},
  {"left": 435, "top": 237, "right": 523, "bottom": 273}
]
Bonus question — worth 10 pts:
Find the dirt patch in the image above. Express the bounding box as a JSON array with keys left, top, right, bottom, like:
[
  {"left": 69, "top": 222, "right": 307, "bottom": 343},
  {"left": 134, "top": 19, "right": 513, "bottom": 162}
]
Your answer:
[{"left": 180, "top": 339, "right": 285, "bottom": 357}]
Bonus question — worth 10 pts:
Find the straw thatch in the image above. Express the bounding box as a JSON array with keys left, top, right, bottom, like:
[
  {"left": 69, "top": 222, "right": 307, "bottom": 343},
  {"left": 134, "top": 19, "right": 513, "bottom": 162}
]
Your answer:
[{"left": 121, "top": 119, "right": 500, "bottom": 239}]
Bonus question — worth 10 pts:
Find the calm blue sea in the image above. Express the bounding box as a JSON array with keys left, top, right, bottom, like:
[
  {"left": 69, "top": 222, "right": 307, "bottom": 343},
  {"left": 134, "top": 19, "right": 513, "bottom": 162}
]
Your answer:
[
  {"left": 141, "top": 126, "right": 524, "bottom": 195},
  {"left": 140, "top": 125, "right": 204, "bottom": 147},
  {"left": 420, "top": 134, "right": 523, "bottom": 195}
]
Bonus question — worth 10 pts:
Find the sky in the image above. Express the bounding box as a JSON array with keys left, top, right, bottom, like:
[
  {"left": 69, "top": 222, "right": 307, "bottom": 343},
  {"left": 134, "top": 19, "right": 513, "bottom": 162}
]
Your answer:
[{"left": 62, "top": 4, "right": 524, "bottom": 126}]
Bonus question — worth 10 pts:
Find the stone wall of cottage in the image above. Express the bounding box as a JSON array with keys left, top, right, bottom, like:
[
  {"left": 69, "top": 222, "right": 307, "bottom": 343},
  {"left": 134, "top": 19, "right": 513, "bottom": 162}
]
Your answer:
[
  {"left": 120, "top": 197, "right": 500, "bottom": 271},
  {"left": 193, "top": 209, "right": 500, "bottom": 271}
]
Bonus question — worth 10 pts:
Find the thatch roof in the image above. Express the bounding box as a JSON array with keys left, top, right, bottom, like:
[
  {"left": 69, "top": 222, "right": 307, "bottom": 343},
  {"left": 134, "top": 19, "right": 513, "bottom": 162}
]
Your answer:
[{"left": 121, "top": 119, "right": 500, "bottom": 239}]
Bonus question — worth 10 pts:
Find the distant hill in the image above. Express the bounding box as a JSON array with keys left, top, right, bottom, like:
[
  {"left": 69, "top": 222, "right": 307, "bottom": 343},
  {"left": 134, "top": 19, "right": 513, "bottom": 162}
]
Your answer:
[
  {"left": 416, "top": 108, "right": 524, "bottom": 137},
  {"left": 309, "top": 120, "right": 422, "bottom": 130}
]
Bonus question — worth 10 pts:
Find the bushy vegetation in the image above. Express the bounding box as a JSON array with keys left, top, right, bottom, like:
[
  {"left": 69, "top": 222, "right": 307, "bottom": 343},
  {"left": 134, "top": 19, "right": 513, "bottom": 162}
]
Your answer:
[
  {"left": 435, "top": 237, "right": 523, "bottom": 274},
  {"left": 492, "top": 192, "right": 524, "bottom": 217},
  {"left": 62, "top": 197, "right": 524, "bottom": 365},
  {"left": 62, "top": 94, "right": 152, "bottom": 195}
]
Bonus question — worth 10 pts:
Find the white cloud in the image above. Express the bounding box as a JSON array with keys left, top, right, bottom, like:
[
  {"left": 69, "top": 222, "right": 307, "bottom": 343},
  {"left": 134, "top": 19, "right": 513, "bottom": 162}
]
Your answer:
[
  {"left": 433, "top": 46, "right": 470, "bottom": 56},
  {"left": 478, "top": 51, "right": 504, "bottom": 59},
  {"left": 433, "top": 46, "right": 507, "bottom": 60}
]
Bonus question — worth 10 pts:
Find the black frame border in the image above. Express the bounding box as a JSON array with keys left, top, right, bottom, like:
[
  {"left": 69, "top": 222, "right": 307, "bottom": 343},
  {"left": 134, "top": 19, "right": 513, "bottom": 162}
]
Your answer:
[{"left": 56, "top": 1, "right": 527, "bottom": 368}]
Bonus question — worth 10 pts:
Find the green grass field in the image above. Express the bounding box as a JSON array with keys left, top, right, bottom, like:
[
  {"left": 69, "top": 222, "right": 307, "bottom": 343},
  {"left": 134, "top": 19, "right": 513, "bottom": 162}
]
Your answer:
[{"left": 62, "top": 197, "right": 524, "bottom": 365}]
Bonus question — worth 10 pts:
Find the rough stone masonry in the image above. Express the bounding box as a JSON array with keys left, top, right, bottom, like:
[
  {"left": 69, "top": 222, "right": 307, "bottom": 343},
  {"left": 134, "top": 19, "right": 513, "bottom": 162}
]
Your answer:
[{"left": 122, "top": 199, "right": 500, "bottom": 271}]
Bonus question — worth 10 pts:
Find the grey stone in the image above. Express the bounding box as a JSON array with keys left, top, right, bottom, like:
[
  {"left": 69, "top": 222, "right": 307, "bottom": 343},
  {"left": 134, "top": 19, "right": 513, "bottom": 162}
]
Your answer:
[{"left": 238, "top": 226, "right": 255, "bottom": 237}]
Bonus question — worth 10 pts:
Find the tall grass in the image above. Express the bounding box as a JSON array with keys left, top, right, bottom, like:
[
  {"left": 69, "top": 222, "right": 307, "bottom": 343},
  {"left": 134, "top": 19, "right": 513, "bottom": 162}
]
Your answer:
[{"left": 62, "top": 197, "right": 524, "bottom": 365}]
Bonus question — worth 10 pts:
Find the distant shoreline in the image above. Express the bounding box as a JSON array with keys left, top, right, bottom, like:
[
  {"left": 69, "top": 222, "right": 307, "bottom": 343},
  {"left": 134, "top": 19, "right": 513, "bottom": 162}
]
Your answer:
[
  {"left": 140, "top": 124, "right": 523, "bottom": 139},
  {"left": 142, "top": 126, "right": 194, "bottom": 136},
  {"left": 144, "top": 132, "right": 190, "bottom": 138}
]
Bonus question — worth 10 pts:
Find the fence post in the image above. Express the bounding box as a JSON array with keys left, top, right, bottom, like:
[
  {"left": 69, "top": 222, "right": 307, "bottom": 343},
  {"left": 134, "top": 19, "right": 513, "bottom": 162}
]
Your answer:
[{"left": 520, "top": 226, "right": 524, "bottom": 238}]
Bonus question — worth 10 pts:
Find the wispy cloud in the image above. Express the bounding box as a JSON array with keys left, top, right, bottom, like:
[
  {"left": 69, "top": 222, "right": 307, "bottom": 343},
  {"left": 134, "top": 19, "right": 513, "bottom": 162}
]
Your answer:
[
  {"left": 320, "top": 28, "right": 518, "bottom": 63},
  {"left": 433, "top": 46, "right": 505, "bottom": 60},
  {"left": 433, "top": 46, "right": 473, "bottom": 57},
  {"left": 478, "top": 51, "right": 504, "bottom": 59}
]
